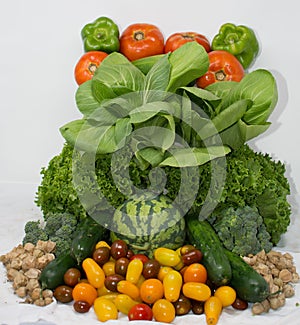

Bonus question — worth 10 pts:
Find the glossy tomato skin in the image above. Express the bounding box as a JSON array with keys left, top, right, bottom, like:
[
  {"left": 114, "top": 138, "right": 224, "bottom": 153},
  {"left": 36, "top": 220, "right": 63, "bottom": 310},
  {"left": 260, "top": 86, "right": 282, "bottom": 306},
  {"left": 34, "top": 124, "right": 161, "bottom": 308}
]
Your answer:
[
  {"left": 164, "top": 32, "right": 211, "bottom": 53},
  {"left": 74, "top": 51, "right": 108, "bottom": 85},
  {"left": 196, "top": 50, "right": 244, "bottom": 88},
  {"left": 128, "top": 303, "right": 153, "bottom": 321},
  {"left": 120, "top": 23, "right": 164, "bottom": 61}
]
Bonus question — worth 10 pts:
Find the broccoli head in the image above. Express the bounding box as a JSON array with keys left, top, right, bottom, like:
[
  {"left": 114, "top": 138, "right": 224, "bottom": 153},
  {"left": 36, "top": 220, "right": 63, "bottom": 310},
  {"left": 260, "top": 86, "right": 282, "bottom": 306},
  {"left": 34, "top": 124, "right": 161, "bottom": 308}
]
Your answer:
[
  {"left": 22, "top": 212, "right": 79, "bottom": 257},
  {"left": 208, "top": 205, "right": 273, "bottom": 256},
  {"left": 23, "top": 220, "right": 48, "bottom": 245}
]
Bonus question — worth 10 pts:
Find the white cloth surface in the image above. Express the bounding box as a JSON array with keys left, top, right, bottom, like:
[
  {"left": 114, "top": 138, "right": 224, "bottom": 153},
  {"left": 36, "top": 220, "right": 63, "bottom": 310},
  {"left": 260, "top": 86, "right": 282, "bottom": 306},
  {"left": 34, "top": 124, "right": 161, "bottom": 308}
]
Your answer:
[{"left": 0, "top": 182, "right": 300, "bottom": 325}]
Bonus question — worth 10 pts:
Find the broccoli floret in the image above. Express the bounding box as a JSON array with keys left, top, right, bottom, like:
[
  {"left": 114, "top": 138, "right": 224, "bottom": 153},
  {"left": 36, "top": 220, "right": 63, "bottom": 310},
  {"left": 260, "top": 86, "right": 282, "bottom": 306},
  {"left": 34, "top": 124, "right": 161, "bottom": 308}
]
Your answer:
[
  {"left": 208, "top": 205, "right": 273, "bottom": 256},
  {"left": 23, "top": 220, "right": 48, "bottom": 245},
  {"left": 22, "top": 212, "right": 79, "bottom": 257}
]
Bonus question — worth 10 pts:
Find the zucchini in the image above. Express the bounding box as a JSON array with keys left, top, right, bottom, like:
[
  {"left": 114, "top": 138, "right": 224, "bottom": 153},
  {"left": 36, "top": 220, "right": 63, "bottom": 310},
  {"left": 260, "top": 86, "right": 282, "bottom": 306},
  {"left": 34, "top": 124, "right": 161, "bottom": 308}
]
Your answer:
[
  {"left": 39, "top": 251, "right": 77, "bottom": 290},
  {"left": 185, "top": 213, "right": 232, "bottom": 286},
  {"left": 71, "top": 216, "right": 108, "bottom": 265},
  {"left": 225, "top": 249, "right": 270, "bottom": 302}
]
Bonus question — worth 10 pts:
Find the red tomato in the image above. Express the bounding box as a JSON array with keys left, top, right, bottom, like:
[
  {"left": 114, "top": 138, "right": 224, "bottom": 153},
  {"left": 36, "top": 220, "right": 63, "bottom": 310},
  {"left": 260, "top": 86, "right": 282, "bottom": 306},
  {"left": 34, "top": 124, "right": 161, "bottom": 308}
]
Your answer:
[
  {"left": 130, "top": 254, "right": 149, "bottom": 264},
  {"left": 74, "top": 51, "right": 108, "bottom": 85},
  {"left": 128, "top": 303, "right": 153, "bottom": 321},
  {"left": 119, "top": 23, "right": 165, "bottom": 61},
  {"left": 164, "top": 32, "right": 211, "bottom": 53},
  {"left": 196, "top": 50, "right": 244, "bottom": 88}
]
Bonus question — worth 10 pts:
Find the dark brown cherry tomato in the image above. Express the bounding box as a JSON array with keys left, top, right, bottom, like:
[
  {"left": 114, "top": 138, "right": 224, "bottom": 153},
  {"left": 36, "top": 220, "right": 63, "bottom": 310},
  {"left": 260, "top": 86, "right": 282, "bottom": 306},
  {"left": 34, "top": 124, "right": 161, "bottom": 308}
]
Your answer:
[
  {"left": 164, "top": 32, "right": 211, "bottom": 53},
  {"left": 191, "top": 299, "right": 204, "bottom": 315},
  {"left": 63, "top": 268, "right": 81, "bottom": 287},
  {"left": 126, "top": 249, "right": 135, "bottom": 260},
  {"left": 232, "top": 297, "right": 249, "bottom": 310},
  {"left": 128, "top": 303, "right": 153, "bottom": 321},
  {"left": 104, "top": 274, "right": 125, "bottom": 292},
  {"left": 73, "top": 300, "right": 91, "bottom": 313},
  {"left": 115, "top": 257, "right": 130, "bottom": 276},
  {"left": 120, "top": 23, "right": 164, "bottom": 61},
  {"left": 93, "top": 246, "right": 110, "bottom": 265},
  {"left": 173, "top": 294, "right": 192, "bottom": 316},
  {"left": 74, "top": 51, "right": 108, "bottom": 85},
  {"left": 142, "top": 259, "right": 160, "bottom": 279},
  {"left": 54, "top": 285, "right": 73, "bottom": 303},
  {"left": 181, "top": 249, "right": 203, "bottom": 265},
  {"left": 110, "top": 240, "right": 128, "bottom": 260}
]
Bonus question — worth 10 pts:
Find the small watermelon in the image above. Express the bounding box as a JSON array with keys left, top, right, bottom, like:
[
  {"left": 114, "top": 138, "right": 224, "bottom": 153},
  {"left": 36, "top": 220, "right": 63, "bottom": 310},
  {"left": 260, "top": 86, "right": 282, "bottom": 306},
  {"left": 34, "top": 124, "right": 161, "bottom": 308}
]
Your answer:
[{"left": 110, "top": 194, "right": 186, "bottom": 256}]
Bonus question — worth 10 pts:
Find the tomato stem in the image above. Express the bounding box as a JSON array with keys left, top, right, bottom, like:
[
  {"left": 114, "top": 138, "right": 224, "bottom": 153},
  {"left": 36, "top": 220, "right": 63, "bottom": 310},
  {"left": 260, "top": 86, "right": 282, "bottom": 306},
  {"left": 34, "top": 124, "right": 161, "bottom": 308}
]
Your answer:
[
  {"left": 215, "top": 70, "right": 226, "bottom": 81},
  {"left": 134, "top": 31, "right": 145, "bottom": 41},
  {"left": 88, "top": 63, "right": 98, "bottom": 74}
]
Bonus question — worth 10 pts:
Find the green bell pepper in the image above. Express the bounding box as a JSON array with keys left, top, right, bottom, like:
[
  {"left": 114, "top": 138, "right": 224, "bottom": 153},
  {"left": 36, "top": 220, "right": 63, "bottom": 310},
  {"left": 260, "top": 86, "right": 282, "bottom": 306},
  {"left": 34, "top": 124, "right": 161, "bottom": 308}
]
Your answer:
[
  {"left": 211, "top": 23, "right": 259, "bottom": 69},
  {"left": 81, "top": 16, "right": 120, "bottom": 53}
]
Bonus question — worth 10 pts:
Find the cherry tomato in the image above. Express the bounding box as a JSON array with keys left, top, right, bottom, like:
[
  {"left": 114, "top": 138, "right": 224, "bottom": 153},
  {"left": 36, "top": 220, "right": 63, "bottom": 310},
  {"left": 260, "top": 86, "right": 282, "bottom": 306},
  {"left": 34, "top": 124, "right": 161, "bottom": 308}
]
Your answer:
[
  {"left": 53, "top": 285, "right": 73, "bottom": 303},
  {"left": 117, "top": 280, "right": 140, "bottom": 300},
  {"left": 82, "top": 257, "right": 105, "bottom": 289},
  {"left": 128, "top": 303, "right": 153, "bottom": 321},
  {"left": 196, "top": 50, "right": 244, "bottom": 88},
  {"left": 204, "top": 296, "right": 223, "bottom": 325},
  {"left": 126, "top": 258, "right": 144, "bottom": 284},
  {"left": 164, "top": 32, "right": 211, "bottom": 53},
  {"left": 130, "top": 253, "right": 149, "bottom": 264},
  {"left": 115, "top": 294, "right": 140, "bottom": 315},
  {"left": 154, "top": 247, "right": 181, "bottom": 267},
  {"left": 93, "top": 297, "right": 118, "bottom": 322},
  {"left": 102, "top": 260, "right": 116, "bottom": 276},
  {"left": 74, "top": 51, "right": 108, "bottom": 85},
  {"left": 120, "top": 23, "right": 164, "bottom": 61},
  {"left": 63, "top": 267, "right": 81, "bottom": 287},
  {"left": 163, "top": 269, "right": 182, "bottom": 302},
  {"left": 182, "top": 282, "right": 211, "bottom": 302},
  {"left": 73, "top": 300, "right": 91, "bottom": 313},
  {"left": 183, "top": 263, "right": 207, "bottom": 283},
  {"left": 152, "top": 298, "right": 176, "bottom": 323},
  {"left": 110, "top": 239, "right": 128, "bottom": 260},
  {"left": 72, "top": 282, "right": 98, "bottom": 306},
  {"left": 140, "top": 278, "right": 164, "bottom": 304},
  {"left": 214, "top": 285, "right": 237, "bottom": 307}
]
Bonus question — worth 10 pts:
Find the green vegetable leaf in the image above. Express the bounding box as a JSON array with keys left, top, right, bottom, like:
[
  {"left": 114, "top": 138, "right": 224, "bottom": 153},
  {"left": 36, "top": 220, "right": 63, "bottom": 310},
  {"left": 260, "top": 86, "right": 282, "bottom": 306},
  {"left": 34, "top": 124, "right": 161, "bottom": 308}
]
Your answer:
[
  {"left": 75, "top": 80, "right": 100, "bottom": 117},
  {"left": 167, "top": 42, "right": 209, "bottom": 92},
  {"left": 159, "top": 145, "right": 231, "bottom": 167},
  {"left": 221, "top": 69, "right": 278, "bottom": 124}
]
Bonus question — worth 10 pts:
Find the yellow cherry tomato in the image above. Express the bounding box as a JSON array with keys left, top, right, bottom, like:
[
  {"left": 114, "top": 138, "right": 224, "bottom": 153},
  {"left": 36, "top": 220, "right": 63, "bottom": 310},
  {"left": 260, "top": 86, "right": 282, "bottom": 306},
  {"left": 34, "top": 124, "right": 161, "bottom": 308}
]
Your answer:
[
  {"left": 95, "top": 240, "right": 111, "bottom": 250},
  {"left": 214, "top": 286, "right": 237, "bottom": 307},
  {"left": 97, "top": 284, "right": 113, "bottom": 296},
  {"left": 204, "top": 296, "right": 223, "bottom": 325},
  {"left": 154, "top": 247, "right": 181, "bottom": 267},
  {"left": 157, "top": 266, "right": 173, "bottom": 282},
  {"left": 115, "top": 293, "right": 140, "bottom": 315},
  {"left": 102, "top": 260, "right": 116, "bottom": 276},
  {"left": 182, "top": 282, "right": 211, "bottom": 301},
  {"left": 93, "top": 297, "right": 118, "bottom": 322},
  {"left": 152, "top": 298, "right": 176, "bottom": 323},
  {"left": 117, "top": 280, "right": 140, "bottom": 300},
  {"left": 126, "top": 258, "right": 144, "bottom": 284},
  {"left": 163, "top": 269, "right": 182, "bottom": 302},
  {"left": 82, "top": 257, "right": 105, "bottom": 289}
]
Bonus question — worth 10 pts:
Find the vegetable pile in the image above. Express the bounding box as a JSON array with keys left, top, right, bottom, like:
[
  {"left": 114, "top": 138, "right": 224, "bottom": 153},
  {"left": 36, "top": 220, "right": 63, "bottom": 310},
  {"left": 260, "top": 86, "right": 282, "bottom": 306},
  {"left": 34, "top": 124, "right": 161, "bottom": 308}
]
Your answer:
[{"left": 1, "top": 16, "right": 298, "bottom": 325}]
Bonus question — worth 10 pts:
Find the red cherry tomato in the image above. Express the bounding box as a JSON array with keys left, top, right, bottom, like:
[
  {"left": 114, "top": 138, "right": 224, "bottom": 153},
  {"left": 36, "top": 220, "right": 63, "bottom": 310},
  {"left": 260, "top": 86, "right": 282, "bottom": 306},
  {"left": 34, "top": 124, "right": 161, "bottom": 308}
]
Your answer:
[
  {"left": 130, "top": 254, "right": 149, "bottom": 264},
  {"left": 196, "top": 50, "right": 244, "bottom": 88},
  {"left": 164, "top": 32, "right": 211, "bottom": 53},
  {"left": 74, "top": 51, "right": 108, "bottom": 85},
  {"left": 128, "top": 303, "right": 153, "bottom": 321},
  {"left": 119, "top": 23, "right": 164, "bottom": 61}
]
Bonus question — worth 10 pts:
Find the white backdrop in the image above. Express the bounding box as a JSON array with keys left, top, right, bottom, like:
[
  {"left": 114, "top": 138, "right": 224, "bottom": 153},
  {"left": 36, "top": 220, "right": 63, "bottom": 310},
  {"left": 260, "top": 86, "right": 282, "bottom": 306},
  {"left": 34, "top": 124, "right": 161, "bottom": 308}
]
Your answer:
[{"left": 1, "top": 0, "right": 300, "bottom": 219}]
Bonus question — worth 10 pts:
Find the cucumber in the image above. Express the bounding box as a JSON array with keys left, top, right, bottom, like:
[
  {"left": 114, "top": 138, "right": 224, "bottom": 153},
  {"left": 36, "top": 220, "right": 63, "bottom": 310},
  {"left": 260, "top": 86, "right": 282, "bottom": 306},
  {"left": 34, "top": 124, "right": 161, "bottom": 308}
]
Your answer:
[
  {"left": 185, "top": 213, "right": 232, "bottom": 286},
  {"left": 71, "top": 216, "right": 108, "bottom": 265},
  {"left": 39, "top": 251, "right": 77, "bottom": 290},
  {"left": 225, "top": 249, "right": 270, "bottom": 302}
]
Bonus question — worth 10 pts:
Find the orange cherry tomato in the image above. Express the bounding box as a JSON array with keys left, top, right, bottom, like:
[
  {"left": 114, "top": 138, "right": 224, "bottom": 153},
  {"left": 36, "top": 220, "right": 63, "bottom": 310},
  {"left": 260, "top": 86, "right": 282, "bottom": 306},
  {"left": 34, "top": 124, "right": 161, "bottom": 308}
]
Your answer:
[
  {"left": 164, "top": 32, "right": 211, "bottom": 53},
  {"left": 119, "top": 23, "right": 164, "bottom": 61},
  {"left": 74, "top": 50, "right": 108, "bottom": 85},
  {"left": 140, "top": 278, "right": 164, "bottom": 304},
  {"left": 82, "top": 257, "right": 105, "bottom": 289},
  {"left": 214, "top": 286, "right": 237, "bottom": 307},
  {"left": 117, "top": 280, "right": 140, "bottom": 301},
  {"left": 204, "top": 296, "right": 223, "bottom": 325},
  {"left": 72, "top": 282, "right": 98, "bottom": 306},
  {"left": 183, "top": 263, "right": 207, "bottom": 283},
  {"left": 196, "top": 50, "right": 244, "bottom": 88},
  {"left": 163, "top": 270, "right": 182, "bottom": 302},
  {"left": 152, "top": 298, "right": 176, "bottom": 323},
  {"left": 182, "top": 282, "right": 211, "bottom": 302}
]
